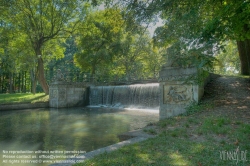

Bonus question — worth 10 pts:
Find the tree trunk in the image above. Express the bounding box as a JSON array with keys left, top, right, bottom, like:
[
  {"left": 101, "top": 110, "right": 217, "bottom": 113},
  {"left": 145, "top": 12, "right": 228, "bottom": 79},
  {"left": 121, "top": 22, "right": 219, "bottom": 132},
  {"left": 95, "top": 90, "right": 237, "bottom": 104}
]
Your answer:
[
  {"left": 32, "top": 81, "right": 36, "bottom": 94},
  {"left": 37, "top": 57, "right": 49, "bottom": 94},
  {"left": 24, "top": 71, "right": 26, "bottom": 93},
  {"left": 1, "top": 75, "right": 3, "bottom": 93},
  {"left": 9, "top": 72, "right": 13, "bottom": 93},
  {"left": 36, "top": 49, "right": 49, "bottom": 95},
  {"left": 0, "top": 74, "right": 1, "bottom": 93},
  {"left": 237, "top": 39, "right": 250, "bottom": 75},
  {"left": 13, "top": 73, "right": 15, "bottom": 93},
  {"left": 18, "top": 73, "right": 21, "bottom": 93},
  {"left": 91, "top": 65, "right": 96, "bottom": 82},
  {"left": 30, "top": 69, "right": 37, "bottom": 94},
  {"left": 21, "top": 72, "right": 24, "bottom": 93}
]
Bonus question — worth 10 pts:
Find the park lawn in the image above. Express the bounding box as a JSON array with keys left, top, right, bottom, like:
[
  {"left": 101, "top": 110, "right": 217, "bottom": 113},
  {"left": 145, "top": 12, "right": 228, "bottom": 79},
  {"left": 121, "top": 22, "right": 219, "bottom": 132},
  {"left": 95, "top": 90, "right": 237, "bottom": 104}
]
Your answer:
[
  {"left": 0, "top": 93, "right": 49, "bottom": 105},
  {"left": 75, "top": 107, "right": 250, "bottom": 166}
]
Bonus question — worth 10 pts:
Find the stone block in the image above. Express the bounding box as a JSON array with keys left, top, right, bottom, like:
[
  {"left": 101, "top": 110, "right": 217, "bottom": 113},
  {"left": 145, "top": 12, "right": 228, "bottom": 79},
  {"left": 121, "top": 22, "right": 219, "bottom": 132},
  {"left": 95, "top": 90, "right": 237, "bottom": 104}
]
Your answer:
[
  {"left": 67, "top": 89, "right": 74, "bottom": 95},
  {"left": 49, "top": 82, "right": 89, "bottom": 108},
  {"left": 159, "top": 67, "right": 209, "bottom": 119},
  {"left": 163, "top": 84, "right": 193, "bottom": 104}
]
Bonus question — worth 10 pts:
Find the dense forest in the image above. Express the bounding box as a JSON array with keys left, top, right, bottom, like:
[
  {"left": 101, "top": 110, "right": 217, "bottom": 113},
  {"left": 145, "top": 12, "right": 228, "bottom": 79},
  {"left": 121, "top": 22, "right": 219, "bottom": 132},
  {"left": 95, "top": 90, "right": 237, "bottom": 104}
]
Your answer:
[{"left": 0, "top": 0, "right": 249, "bottom": 94}]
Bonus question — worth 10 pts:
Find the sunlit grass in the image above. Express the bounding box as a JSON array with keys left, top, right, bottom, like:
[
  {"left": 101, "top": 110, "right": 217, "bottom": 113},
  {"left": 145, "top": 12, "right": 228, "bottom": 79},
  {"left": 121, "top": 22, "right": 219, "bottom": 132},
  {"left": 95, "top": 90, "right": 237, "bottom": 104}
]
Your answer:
[
  {"left": 74, "top": 112, "right": 250, "bottom": 166},
  {"left": 0, "top": 93, "right": 49, "bottom": 104}
]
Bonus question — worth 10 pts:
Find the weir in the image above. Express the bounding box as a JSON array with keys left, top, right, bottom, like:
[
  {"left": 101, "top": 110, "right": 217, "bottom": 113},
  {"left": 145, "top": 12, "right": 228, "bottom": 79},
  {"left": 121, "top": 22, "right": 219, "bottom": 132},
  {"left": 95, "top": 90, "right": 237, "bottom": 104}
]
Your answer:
[
  {"left": 49, "top": 67, "right": 209, "bottom": 119},
  {"left": 89, "top": 83, "right": 159, "bottom": 109}
]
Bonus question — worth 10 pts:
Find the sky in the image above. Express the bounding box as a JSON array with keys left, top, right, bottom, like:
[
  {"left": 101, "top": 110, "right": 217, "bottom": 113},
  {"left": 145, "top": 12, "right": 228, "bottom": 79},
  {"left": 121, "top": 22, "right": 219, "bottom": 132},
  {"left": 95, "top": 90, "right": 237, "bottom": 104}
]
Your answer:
[
  {"left": 97, "top": 3, "right": 164, "bottom": 37},
  {"left": 147, "top": 18, "right": 164, "bottom": 37}
]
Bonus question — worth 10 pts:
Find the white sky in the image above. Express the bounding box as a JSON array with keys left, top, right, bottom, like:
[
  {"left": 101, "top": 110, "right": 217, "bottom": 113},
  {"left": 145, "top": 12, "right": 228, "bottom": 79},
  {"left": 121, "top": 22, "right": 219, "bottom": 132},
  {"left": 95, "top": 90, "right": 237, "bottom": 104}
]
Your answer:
[
  {"left": 147, "top": 18, "right": 164, "bottom": 37},
  {"left": 97, "top": 4, "right": 164, "bottom": 37}
]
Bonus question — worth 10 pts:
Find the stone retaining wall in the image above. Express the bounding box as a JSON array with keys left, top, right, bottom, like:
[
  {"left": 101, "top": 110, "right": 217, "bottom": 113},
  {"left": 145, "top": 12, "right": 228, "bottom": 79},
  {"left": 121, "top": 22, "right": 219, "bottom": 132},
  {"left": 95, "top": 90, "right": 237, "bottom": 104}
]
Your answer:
[
  {"left": 0, "top": 102, "right": 49, "bottom": 111},
  {"left": 49, "top": 81, "right": 89, "bottom": 108},
  {"left": 159, "top": 67, "right": 210, "bottom": 119}
]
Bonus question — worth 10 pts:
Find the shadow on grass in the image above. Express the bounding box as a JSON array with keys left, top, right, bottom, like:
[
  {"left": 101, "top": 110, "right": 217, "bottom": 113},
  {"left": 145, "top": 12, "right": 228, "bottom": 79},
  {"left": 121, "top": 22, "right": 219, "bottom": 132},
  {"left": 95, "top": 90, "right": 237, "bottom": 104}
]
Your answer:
[
  {"left": 30, "top": 94, "right": 48, "bottom": 103},
  {"left": 75, "top": 114, "right": 250, "bottom": 166},
  {"left": 0, "top": 93, "right": 48, "bottom": 104}
]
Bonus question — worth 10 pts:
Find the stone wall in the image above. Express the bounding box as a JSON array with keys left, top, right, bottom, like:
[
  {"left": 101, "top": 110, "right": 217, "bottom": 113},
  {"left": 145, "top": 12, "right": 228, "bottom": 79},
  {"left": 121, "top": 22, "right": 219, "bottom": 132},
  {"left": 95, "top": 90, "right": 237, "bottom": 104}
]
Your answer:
[
  {"left": 0, "top": 102, "right": 49, "bottom": 111},
  {"left": 49, "top": 81, "right": 89, "bottom": 108},
  {"left": 159, "top": 67, "right": 209, "bottom": 119}
]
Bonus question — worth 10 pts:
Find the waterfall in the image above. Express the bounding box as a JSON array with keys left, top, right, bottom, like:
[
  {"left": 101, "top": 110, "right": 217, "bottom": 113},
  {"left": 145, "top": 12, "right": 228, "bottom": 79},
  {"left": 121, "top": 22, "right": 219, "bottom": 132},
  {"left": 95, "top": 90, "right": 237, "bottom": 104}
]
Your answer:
[{"left": 89, "top": 83, "right": 159, "bottom": 109}]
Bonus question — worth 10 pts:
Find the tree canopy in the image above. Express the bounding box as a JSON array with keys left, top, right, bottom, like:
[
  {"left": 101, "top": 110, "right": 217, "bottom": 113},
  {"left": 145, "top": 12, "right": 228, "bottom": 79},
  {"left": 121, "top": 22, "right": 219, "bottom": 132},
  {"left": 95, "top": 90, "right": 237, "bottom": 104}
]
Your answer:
[
  {"left": 1, "top": 0, "right": 90, "bottom": 94},
  {"left": 74, "top": 8, "right": 164, "bottom": 82},
  {"left": 121, "top": 0, "right": 249, "bottom": 75},
  {"left": 0, "top": 0, "right": 249, "bottom": 94}
]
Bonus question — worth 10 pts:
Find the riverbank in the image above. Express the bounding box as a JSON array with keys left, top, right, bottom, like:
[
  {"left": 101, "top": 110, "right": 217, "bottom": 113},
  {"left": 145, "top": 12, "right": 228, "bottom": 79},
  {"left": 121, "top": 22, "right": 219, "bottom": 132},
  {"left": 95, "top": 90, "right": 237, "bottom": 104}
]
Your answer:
[
  {"left": 74, "top": 75, "right": 250, "bottom": 166},
  {"left": 0, "top": 102, "right": 49, "bottom": 111},
  {"left": 0, "top": 93, "right": 49, "bottom": 110}
]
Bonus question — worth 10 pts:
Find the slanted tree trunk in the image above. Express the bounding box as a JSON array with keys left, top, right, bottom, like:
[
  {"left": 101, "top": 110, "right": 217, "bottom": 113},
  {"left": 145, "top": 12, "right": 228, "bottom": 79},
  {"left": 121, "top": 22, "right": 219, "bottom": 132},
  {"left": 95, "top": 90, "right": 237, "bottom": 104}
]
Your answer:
[
  {"left": 237, "top": 39, "right": 250, "bottom": 75},
  {"left": 35, "top": 49, "right": 49, "bottom": 95}
]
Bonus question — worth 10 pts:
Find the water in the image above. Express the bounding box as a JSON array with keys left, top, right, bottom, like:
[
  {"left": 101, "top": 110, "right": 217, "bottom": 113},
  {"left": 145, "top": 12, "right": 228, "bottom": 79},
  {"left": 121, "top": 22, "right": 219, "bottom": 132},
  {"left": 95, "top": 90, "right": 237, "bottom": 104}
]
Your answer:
[
  {"left": 0, "top": 107, "right": 158, "bottom": 166},
  {"left": 89, "top": 83, "right": 159, "bottom": 109}
]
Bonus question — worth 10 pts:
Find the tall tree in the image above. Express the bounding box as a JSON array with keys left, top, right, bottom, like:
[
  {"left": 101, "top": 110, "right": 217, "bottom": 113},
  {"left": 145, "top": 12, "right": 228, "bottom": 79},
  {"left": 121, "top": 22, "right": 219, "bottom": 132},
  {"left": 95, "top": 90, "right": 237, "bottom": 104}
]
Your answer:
[
  {"left": 74, "top": 8, "right": 124, "bottom": 80},
  {"left": 124, "top": 0, "right": 250, "bottom": 75},
  {"left": 2, "top": 0, "right": 88, "bottom": 94}
]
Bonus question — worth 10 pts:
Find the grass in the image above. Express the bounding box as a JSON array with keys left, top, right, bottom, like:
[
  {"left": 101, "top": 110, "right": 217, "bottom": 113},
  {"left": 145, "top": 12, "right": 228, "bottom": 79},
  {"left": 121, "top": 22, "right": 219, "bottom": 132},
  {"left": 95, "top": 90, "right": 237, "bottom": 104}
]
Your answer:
[
  {"left": 0, "top": 93, "right": 49, "bottom": 104},
  {"left": 143, "top": 128, "right": 157, "bottom": 135},
  {"left": 74, "top": 108, "right": 250, "bottom": 166}
]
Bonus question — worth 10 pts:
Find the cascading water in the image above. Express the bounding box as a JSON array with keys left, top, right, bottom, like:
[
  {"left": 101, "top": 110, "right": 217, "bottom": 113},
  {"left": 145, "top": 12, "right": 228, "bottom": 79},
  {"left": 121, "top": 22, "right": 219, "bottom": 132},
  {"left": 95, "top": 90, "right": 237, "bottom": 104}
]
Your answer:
[{"left": 89, "top": 83, "right": 159, "bottom": 109}]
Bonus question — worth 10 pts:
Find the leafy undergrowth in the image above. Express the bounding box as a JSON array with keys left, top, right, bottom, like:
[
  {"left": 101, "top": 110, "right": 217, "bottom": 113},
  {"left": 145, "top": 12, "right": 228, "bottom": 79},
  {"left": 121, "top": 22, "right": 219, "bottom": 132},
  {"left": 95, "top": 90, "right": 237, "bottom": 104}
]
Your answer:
[
  {"left": 0, "top": 93, "right": 49, "bottom": 104},
  {"left": 75, "top": 75, "right": 250, "bottom": 166}
]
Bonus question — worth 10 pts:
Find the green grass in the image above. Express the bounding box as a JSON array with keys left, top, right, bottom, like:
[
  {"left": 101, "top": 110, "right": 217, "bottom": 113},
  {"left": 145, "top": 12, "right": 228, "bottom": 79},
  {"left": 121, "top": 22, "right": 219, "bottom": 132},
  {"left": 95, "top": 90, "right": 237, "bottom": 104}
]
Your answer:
[
  {"left": 74, "top": 114, "right": 250, "bottom": 166},
  {"left": 0, "top": 93, "right": 49, "bottom": 104},
  {"left": 143, "top": 128, "right": 157, "bottom": 135},
  {"left": 73, "top": 75, "right": 249, "bottom": 166}
]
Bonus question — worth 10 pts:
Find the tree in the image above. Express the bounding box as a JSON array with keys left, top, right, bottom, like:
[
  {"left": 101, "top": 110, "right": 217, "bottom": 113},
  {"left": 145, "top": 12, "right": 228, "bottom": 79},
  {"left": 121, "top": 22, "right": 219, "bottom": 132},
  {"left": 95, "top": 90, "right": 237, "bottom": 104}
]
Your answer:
[
  {"left": 113, "top": 32, "right": 164, "bottom": 80},
  {"left": 47, "top": 37, "right": 81, "bottom": 83},
  {"left": 2, "top": 0, "right": 88, "bottom": 94},
  {"left": 74, "top": 8, "right": 124, "bottom": 80},
  {"left": 74, "top": 6, "right": 164, "bottom": 82},
  {"left": 215, "top": 41, "right": 240, "bottom": 75},
  {"left": 124, "top": 0, "right": 250, "bottom": 75},
  {"left": 201, "top": 1, "right": 250, "bottom": 75}
]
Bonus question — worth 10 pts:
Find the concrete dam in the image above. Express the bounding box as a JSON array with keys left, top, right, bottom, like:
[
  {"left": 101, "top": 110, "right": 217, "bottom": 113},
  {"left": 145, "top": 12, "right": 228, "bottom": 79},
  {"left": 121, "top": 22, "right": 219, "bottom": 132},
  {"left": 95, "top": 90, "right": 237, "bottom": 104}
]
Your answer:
[{"left": 89, "top": 83, "right": 160, "bottom": 109}]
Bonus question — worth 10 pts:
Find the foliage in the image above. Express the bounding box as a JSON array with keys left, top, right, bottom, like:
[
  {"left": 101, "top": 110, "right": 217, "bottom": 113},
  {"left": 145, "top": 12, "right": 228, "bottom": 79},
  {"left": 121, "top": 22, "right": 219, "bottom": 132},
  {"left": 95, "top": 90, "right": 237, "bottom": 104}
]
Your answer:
[
  {"left": 74, "top": 8, "right": 124, "bottom": 78},
  {"left": 124, "top": 0, "right": 250, "bottom": 75},
  {"left": 74, "top": 8, "right": 165, "bottom": 82},
  {"left": 110, "top": 32, "right": 163, "bottom": 80},
  {"left": 215, "top": 41, "right": 240, "bottom": 75},
  {"left": 1, "top": 0, "right": 91, "bottom": 94},
  {"left": 47, "top": 37, "right": 84, "bottom": 83}
]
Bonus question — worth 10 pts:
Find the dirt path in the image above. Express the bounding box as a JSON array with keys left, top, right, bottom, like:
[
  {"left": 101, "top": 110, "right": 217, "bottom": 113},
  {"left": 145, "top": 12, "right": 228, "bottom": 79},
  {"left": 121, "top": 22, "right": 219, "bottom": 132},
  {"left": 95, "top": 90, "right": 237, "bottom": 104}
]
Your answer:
[{"left": 199, "top": 74, "right": 250, "bottom": 123}]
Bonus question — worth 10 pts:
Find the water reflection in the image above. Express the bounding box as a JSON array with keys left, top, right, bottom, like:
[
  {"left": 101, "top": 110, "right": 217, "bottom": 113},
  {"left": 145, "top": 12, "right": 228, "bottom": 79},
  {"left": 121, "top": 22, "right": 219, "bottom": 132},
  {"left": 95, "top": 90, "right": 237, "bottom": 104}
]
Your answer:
[{"left": 0, "top": 107, "right": 158, "bottom": 165}]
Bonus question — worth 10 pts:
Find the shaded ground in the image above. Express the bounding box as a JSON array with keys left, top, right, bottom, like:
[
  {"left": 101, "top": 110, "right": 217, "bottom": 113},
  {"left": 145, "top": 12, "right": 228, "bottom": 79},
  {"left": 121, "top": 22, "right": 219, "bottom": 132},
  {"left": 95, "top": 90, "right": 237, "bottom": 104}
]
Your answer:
[
  {"left": 198, "top": 74, "right": 250, "bottom": 124},
  {"left": 155, "top": 74, "right": 250, "bottom": 144}
]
